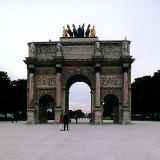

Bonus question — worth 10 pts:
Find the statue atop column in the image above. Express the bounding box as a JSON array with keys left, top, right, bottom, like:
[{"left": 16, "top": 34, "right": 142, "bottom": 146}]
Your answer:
[
  {"left": 62, "top": 24, "right": 97, "bottom": 38},
  {"left": 29, "top": 43, "right": 36, "bottom": 57}
]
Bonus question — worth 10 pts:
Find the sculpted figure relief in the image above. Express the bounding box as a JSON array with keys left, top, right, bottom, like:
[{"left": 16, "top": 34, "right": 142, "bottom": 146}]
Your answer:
[
  {"left": 62, "top": 24, "right": 96, "bottom": 38},
  {"left": 29, "top": 43, "right": 36, "bottom": 56},
  {"left": 56, "top": 42, "right": 62, "bottom": 52}
]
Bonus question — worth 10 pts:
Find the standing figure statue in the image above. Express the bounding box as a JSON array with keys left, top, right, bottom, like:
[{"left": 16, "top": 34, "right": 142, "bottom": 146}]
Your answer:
[
  {"left": 85, "top": 24, "right": 91, "bottom": 37},
  {"left": 81, "top": 24, "right": 85, "bottom": 38},
  {"left": 77, "top": 25, "right": 81, "bottom": 38},
  {"left": 72, "top": 24, "right": 78, "bottom": 38},
  {"left": 77, "top": 24, "right": 85, "bottom": 38},
  {"left": 56, "top": 42, "right": 62, "bottom": 53},
  {"left": 67, "top": 24, "right": 73, "bottom": 37},
  {"left": 29, "top": 43, "right": 36, "bottom": 57},
  {"left": 90, "top": 25, "right": 96, "bottom": 37},
  {"left": 62, "top": 26, "right": 68, "bottom": 37}
]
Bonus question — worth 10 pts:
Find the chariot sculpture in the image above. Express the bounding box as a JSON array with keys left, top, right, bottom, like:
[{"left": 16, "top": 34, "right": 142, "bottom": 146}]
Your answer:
[{"left": 62, "top": 24, "right": 96, "bottom": 38}]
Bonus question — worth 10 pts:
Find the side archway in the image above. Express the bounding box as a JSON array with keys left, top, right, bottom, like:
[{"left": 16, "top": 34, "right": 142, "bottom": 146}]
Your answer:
[
  {"left": 39, "top": 95, "right": 55, "bottom": 123},
  {"left": 103, "top": 94, "right": 119, "bottom": 123}
]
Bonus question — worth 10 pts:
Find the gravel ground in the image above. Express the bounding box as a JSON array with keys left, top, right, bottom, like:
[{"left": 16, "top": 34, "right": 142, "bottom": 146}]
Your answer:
[{"left": 0, "top": 121, "right": 160, "bottom": 160}]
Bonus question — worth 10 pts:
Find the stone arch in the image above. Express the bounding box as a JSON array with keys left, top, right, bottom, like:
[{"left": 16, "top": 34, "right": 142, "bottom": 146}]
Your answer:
[
  {"left": 63, "top": 67, "right": 95, "bottom": 89},
  {"left": 64, "top": 74, "right": 94, "bottom": 117},
  {"left": 39, "top": 94, "right": 55, "bottom": 123},
  {"left": 103, "top": 94, "right": 119, "bottom": 123},
  {"left": 65, "top": 74, "right": 92, "bottom": 90}
]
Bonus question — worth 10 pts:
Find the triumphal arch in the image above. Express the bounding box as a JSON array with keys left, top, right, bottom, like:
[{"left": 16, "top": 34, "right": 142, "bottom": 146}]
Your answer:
[{"left": 25, "top": 25, "right": 134, "bottom": 124}]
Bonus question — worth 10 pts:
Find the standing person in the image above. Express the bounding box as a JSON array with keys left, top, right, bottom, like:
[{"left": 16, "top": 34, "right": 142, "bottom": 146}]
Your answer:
[
  {"left": 59, "top": 112, "right": 64, "bottom": 130},
  {"left": 11, "top": 113, "right": 14, "bottom": 123},
  {"left": 63, "top": 112, "right": 69, "bottom": 131},
  {"left": 75, "top": 113, "right": 78, "bottom": 124},
  {"left": 59, "top": 112, "right": 64, "bottom": 124},
  {"left": 12, "top": 112, "right": 18, "bottom": 123}
]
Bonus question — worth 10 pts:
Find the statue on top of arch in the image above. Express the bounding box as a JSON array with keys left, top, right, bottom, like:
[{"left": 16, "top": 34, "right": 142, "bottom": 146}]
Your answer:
[{"left": 62, "top": 24, "right": 96, "bottom": 38}]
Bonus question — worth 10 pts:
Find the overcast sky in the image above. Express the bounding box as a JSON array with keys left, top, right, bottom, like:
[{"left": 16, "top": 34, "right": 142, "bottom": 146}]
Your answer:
[{"left": 0, "top": 0, "right": 160, "bottom": 112}]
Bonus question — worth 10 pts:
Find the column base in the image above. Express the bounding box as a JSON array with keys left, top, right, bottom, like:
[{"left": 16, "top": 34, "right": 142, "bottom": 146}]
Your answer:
[
  {"left": 94, "top": 107, "right": 102, "bottom": 124},
  {"left": 55, "top": 107, "right": 63, "bottom": 123},
  {"left": 27, "top": 110, "right": 35, "bottom": 124},
  {"left": 34, "top": 108, "right": 39, "bottom": 124},
  {"left": 121, "top": 107, "right": 131, "bottom": 124}
]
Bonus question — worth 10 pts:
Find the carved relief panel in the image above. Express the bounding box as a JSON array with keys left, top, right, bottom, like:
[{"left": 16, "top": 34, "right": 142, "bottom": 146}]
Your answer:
[
  {"left": 35, "top": 74, "right": 56, "bottom": 88},
  {"left": 101, "top": 74, "right": 122, "bottom": 88}
]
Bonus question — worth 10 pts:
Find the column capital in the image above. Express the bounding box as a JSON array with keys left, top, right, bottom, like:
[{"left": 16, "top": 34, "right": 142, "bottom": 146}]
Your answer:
[
  {"left": 122, "top": 63, "right": 129, "bottom": 72},
  {"left": 95, "top": 63, "right": 101, "bottom": 72},
  {"left": 28, "top": 64, "right": 35, "bottom": 73},
  {"left": 56, "top": 64, "right": 62, "bottom": 73}
]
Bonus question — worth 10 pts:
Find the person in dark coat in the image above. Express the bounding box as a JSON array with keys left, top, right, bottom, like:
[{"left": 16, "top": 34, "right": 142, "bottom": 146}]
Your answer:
[
  {"left": 75, "top": 113, "right": 78, "bottom": 124},
  {"left": 63, "top": 112, "right": 69, "bottom": 131}
]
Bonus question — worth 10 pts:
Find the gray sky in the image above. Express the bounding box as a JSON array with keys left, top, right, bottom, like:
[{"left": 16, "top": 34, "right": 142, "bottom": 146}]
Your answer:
[
  {"left": 69, "top": 82, "right": 91, "bottom": 113},
  {"left": 0, "top": 0, "right": 160, "bottom": 112}
]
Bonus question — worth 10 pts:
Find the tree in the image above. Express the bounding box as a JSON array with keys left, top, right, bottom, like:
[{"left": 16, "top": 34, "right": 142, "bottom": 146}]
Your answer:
[
  {"left": 74, "top": 109, "right": 85, "bottom": 118},
  {"left": 0, "top": 71, "right": 11, "bottom": 119},
  {"left": 0, "top": 71, "right": 27, "bottom": 120},
  {"left": 131, "top": 70, "right": 160, "bottom": 120},
  {"left": 11, "top": 79, "right": 27, "bottom": 120}
]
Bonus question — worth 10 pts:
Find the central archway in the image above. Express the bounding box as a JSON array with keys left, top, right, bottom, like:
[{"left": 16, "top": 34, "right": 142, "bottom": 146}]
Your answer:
[{"left": 65, "top": 74, "right": 93, "bottom": 123}]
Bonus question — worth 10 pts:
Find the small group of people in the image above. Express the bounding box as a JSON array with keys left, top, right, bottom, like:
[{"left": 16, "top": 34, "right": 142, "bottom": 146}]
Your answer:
[
  {"left": 59, "top": 112, "right": 79, "bottom": 131},
  {"left": 62, "top": 24, "right": 96, "bottom": 38},
  {"left": 11, "top": 112, "right": 18, "bottom": 123}
]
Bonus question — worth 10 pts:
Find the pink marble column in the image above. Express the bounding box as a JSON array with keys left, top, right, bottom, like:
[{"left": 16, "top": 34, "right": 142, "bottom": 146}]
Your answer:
[
  {"left": 28, "top": 72, "right": 34, "bottom": 109},
  {"left": 27, "top": 69, "right": 35, "bottom": 123},
  {"left": 56, "top": 72, "right": 62, "bottom": 107},
  {"left": 55, "top": 64, "right": 62, "bottom": 123},
  {"left": 96, "top": 71, "right": 101, "bottom": 107},
  {"left": 123, "top": 71, "right": 128, "bottom": 106},
  {"left": 94, "top": 64, "right": 102, "bottom": 124},
  {"left": 122, "top": 66, "right": 131, "bottom": 124}
]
